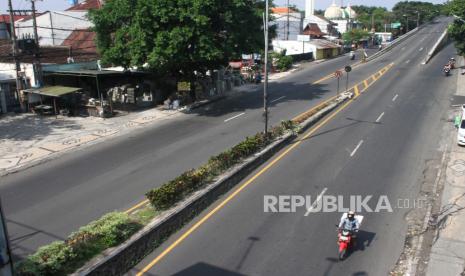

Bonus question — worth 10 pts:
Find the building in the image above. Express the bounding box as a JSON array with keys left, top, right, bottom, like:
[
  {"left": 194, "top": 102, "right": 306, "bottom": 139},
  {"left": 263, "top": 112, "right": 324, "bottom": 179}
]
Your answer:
[
  {"left": 271, "top": 7, "right": 303, "bottom": 41},
  {"left": 272, "top": 39, "right": 341, "bottom": 60},
  {"left": 323, "top": 1, "right": 358, "bottom": 34}
]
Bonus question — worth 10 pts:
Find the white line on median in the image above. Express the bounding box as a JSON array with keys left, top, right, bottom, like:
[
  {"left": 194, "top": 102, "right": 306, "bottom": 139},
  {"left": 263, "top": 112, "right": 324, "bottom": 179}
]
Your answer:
[
  {"left": 419, "top": 47, "right": 424, "bottom": 51},
  {"left": 304, "top": 188, "right": 328, "bottom": 216},
  {"left": 270, "top": 96, "right": 286, "bottom": 103},
  {"left": 350, "top": 140, "right": 364, "bottom": 157},
  {"left": 392, "top": 94, "right": 398, "bottom": 102},
  {"left": 376, "top": 112, "right": 385, "bottom": 123},
  {"left": 224, "top": 112, "right": 245, "bottom": 122},
  {"left": 405, "top": 59, "right": 410, "bottom": 64}
]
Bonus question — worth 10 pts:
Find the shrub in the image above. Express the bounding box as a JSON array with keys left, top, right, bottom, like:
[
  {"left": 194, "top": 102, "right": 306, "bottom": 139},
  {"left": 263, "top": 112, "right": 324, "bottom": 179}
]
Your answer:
[
  {"left": 146, "top": 120, "right": 296, "bottom": 210},
  {"left": 276, "top": 54, "right": 293, "bottom": 71},
  {"left": 16, "top": 212, "right": 141, "bottom": 275}
]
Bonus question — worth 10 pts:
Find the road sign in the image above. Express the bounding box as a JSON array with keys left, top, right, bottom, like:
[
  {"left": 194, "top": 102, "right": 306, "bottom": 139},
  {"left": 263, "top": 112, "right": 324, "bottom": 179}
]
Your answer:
[
  {"left": 391, "top": 22, "right": 402, "bottom": 28},
  {"left": 345, "top": 66, "right": 352, "bottom": 73},
  {"left": 297, "top": 35, "right": 310, "bottom": 42},
  {"left": 335, "top": 70, "right": 343, "bottom": 78}
]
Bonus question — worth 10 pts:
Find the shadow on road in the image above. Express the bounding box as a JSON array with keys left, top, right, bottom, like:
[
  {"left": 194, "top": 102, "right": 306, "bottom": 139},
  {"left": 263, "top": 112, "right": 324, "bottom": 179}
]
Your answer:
[{"left": 186, "top": 81, "right": 331, "bottom": 118}]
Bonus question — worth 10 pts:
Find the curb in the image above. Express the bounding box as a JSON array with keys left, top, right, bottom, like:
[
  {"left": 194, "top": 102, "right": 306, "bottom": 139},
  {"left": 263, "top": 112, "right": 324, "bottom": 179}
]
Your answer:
[{"left": 73, "top": 96, "right": 348, "bottom": 276}]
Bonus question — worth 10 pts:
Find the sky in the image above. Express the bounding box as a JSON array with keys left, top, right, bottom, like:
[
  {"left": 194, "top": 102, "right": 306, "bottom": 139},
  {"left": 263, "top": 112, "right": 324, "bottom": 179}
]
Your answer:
[{"left": 4, "top": 0, "right": 448, "bottom": 13}]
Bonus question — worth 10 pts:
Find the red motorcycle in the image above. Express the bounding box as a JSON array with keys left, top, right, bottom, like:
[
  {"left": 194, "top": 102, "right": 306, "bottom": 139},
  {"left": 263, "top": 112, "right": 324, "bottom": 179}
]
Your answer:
[{"left": 337, "top": 228, "right": 355, "bottom": 260}]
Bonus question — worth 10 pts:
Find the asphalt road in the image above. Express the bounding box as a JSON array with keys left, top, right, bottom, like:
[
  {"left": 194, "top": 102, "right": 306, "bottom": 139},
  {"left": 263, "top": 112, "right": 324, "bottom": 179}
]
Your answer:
[
  {"left": 129, "top": 19, "right": 456, "bottom": 275},
  {"left": 0, "top": 19, "right": 449, "bottom": 260}
]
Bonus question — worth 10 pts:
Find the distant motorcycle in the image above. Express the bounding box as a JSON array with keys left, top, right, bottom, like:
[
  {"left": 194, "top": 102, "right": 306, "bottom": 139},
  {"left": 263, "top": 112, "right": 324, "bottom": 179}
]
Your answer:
[
  {"left": 349, "top": 51, "right": 355, "bottom": 60},
  {"left": 449, "top": 58, "right": 456, "bottom": 69},
  {"left": 444, "top": 64, "right": 451, "bottom": 76}
]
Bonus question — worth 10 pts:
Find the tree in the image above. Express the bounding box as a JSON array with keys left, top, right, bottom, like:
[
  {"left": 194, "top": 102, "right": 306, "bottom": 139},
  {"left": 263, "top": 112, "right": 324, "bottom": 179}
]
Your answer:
[
  {"left": 353, "top": 6, "right": 390, "bottom": 32},
  {"left": 342, "top": 29, "right": 370, "bottom": 44},
  {"left": 446, "top": 0, "right": 465, "bottom": 55},
  {"left": 392, "top": 1, "right": 442, "bottom": 32},
  {"left": 90, "top": 0, "right": 269, "bottom": 80}
]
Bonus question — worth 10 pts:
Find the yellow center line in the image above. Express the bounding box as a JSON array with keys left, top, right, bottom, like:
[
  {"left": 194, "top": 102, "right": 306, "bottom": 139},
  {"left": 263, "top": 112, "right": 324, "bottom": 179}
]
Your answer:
[
  {"left": 363, "top": 80, "right": 368, "bottom": 89},
  {"left": 136, "top": 62, "right": 395, "bottom": 275},
  {"left": 354, "top": 85, "right": 360, "bottom": 96},
  {"left": 124, "top": 199, "right": 150, "bottom": 214}
]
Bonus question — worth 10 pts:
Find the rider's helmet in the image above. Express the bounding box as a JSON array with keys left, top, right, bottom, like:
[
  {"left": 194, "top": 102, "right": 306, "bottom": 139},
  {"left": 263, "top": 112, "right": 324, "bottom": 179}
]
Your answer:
[{"left": 347, "top": 211, "right": 356, "bottom": 220}]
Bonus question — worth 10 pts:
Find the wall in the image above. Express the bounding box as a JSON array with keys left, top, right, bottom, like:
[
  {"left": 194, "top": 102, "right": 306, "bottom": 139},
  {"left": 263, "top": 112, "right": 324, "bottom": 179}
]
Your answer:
[
  {"left": 272, "top": 40, "right": 314, "bottom": 56},
  {"left": 16, "top": 11, "right": 92, "bottom": 46}
]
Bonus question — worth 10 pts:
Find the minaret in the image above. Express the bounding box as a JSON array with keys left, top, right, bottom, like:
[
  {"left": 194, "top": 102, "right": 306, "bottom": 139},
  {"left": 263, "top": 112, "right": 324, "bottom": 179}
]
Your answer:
[{"left": 305, "top": 0, "right": 315, "bottom": 19}]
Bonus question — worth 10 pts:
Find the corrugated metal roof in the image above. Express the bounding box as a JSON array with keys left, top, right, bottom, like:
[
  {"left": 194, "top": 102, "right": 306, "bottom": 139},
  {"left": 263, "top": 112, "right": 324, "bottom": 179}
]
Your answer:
[
  {"left": 61, "top": 29, "right": 97, "bottom": 52},
  {"left": 66, "top": 0, "right": 102, "bottom": 11},
  {"left": 24, "top": 85, "right": 82, "bottom": 97},
  {"left": 272, "top": 7, "right": 299, "bottom": 14}
]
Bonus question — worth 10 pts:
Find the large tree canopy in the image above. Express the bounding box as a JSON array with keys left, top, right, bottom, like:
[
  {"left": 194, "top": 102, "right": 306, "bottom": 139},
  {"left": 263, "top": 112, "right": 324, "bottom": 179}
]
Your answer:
[
  {"left": 446, "top": 0, "right": 465, "bottom": 55},
  {"left": 90, "top": 0, "right": 267, "bottom": 77}
]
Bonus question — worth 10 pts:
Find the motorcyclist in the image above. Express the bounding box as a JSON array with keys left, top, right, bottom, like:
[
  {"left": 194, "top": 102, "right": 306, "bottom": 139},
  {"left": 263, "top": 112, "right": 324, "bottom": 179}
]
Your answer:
[
  {"left": 349, "top": 51, "right": 355, "bottom": 60},
  {"left": 449, "top": 57, "right": 456, "bottom": 69},
  {"left": 338, "top": 211, "right": 360, "bottom": 232}
]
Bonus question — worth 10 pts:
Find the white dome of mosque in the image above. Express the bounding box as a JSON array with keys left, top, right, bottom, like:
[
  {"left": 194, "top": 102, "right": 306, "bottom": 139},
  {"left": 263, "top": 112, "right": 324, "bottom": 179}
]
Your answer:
[
  {"left": 324, "top": 3, "right": 343, "bottom": 19},
  {"left": 345, "top": 6, "right": 357, "bottom": 19}
]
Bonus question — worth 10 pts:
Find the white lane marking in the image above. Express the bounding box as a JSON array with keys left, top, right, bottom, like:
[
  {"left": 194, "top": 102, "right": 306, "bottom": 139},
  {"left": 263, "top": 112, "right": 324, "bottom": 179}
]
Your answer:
[
  {"left": 270, "top": 96, "right": 286, "bottom": 103},
  {"left": 405, "top": 59, "right": 410, "bottom": 64},
  {"left": 350, "top": 140, "right": 364, "bottom": 157},
  {"left": 419, "top": 47, "right": 424, "bottom": 51},
  {"left": 224, "top": 112, "right": 245, "bottom": 122},
  {"left": 304, "top": 188, "right": 328, "bottom": 216},
  {"left": 376, "top": 112, "right": 385, "bottom": 123},
  {"left": 392, "top": 94, "right": 398, "bottom": 102}
]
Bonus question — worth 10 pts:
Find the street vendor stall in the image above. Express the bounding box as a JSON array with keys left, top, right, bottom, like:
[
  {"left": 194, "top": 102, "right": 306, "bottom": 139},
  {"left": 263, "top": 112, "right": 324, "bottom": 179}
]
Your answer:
[{"left": 23, "top": 85, "right": 82, "bottom": 116}]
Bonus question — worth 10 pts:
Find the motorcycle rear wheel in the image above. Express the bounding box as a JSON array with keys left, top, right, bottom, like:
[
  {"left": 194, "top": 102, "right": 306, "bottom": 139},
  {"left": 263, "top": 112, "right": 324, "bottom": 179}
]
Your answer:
[{"left": 339, "top": 249, "right": 347, "bottom": 260}]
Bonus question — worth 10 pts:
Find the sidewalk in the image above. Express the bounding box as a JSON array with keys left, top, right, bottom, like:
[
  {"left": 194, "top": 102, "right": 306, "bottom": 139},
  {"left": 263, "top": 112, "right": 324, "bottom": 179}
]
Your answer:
[{"left": 425, "top": 56, "right": 465, "bottom": 276}]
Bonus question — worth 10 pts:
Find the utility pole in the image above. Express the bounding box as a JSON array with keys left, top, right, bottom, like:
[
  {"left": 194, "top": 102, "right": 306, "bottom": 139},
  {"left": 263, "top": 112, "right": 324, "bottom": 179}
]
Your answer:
[
  {"left": 263, "top": 0, "right": 269, "bottom": 136},
  {"left": 416, "top": 11, "right": 420, "bottom": 28},
  {"left": 8, "top": 0, "right": 23, "bottom": 110},
  {"left": 31, "top": 0, "right": 42, "bottom": 87},
  {"left": 286, "top": 0, "right": 290, "bottom": 40}
]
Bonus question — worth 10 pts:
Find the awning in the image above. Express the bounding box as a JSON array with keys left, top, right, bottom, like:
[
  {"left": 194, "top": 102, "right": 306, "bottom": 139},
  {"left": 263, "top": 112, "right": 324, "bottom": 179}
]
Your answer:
[{"left": 23, "top": 86, "right": 82, "bottom": 97}]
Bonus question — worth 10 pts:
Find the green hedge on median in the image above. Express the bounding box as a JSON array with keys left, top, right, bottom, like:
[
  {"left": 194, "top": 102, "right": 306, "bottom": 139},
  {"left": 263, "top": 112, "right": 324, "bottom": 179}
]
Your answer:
[
  {"left": 146, "top": 120, "right": 297, "bottom": 210},
  {"left": 15, "top": 212, "right": 142, "bottom": 275}
]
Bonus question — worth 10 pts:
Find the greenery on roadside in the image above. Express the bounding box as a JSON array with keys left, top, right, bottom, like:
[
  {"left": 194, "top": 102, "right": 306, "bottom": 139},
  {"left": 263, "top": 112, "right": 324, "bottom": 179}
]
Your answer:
[
  {"left": 90, "top": 0, "right": 270, "bottom": 81},
  {"left": 342, "top": 29, "right": 370, "bottom": 44},
  {"left": 352, "top": 1, "right": 444, "bottom": 34},
  {"left": 15, "top": 212, "right": 142, "bottom": 275},
  {"left": 445, "top": 0, "right": 465, "bottom": 55},
  {"left": 272, "top": 51, "right": 294, "bottom": 72},
  {"left": 146, "top": 120, "right": 297, "bottom": 209}
]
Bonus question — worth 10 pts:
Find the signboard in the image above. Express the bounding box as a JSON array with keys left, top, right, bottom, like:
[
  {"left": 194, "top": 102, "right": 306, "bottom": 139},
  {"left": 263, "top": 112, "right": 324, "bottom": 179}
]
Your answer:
[
  {"left": 391, "top": 22, "right": 402, "bottom": 29},
  {"left": 345, "top": 66, "right": 352, "bottom": 73},
  {"left": 335, "top": 70, "right": 343, "bottom": 78},
  {"left": 297, "top": 35, "right": 311, "bottom": 42},
  {"left": 0, "top": 200, "right": 13, "bottom": 276},
  {"left": 177, "top": 82, "right": 191, "bottom": 92}
]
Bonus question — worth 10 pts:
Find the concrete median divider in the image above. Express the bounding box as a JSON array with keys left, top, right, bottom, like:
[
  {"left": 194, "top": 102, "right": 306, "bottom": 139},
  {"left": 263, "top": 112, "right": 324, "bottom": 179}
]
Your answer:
[
  {"left": 73, "top": 95, "right": 351, "bottom": 276},
  {"left": 422, "top": 28, "right": 448, "bottom": 65}
]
